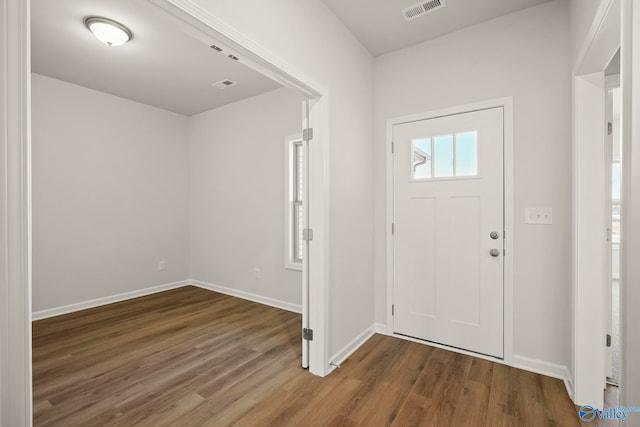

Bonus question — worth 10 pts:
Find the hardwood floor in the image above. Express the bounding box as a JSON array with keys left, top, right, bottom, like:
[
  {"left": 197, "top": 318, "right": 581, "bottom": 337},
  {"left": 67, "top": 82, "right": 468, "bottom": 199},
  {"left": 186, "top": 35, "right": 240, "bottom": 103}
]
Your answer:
[{"left": 33, "top": 286, "right": 584, "bottom": 426}]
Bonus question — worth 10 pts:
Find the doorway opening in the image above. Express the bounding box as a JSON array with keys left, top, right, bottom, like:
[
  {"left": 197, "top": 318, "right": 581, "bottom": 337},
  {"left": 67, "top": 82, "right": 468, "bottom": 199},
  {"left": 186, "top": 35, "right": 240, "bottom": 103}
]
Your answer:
[
  {"left": 605, "top": 56, "right": 621, "bottom": 386},
  {"left": 23, "top": 1, "right": 331, "bottom": 422},
  {"left": 32, "top": 2, "right": 322, "bottom": 371}
]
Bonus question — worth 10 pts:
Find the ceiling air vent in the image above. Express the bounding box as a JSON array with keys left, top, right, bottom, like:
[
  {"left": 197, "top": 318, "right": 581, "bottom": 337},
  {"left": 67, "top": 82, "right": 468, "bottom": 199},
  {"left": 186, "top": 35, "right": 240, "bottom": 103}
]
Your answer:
[
  {"left": 401, "top": 0, "right": 445, "bottom": 22},
  {"left": 211, "top": 79, "right": 236, "bottom": 89}
]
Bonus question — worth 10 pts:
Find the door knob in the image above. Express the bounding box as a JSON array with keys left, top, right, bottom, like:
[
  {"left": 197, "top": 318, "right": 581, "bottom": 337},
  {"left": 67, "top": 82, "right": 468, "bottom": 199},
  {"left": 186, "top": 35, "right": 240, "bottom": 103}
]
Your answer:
[
  {"left": 490, "top": 248, "right": 500, "bottom": 257},
  {"left": 490, "top": 231, "right": 500, "bottom": 239}
]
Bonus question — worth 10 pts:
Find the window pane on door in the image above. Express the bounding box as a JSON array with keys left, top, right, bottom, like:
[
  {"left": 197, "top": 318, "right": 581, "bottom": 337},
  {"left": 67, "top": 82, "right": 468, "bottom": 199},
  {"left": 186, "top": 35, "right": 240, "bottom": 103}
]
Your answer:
[
  {"left": 412, "top": 138, "right": 431, "bottom": 179},
  {"left": 434, "top": 135, "right": 454, "bottom": 177},
  {"left": 456, "top": 131, "right": 478, "bottom": 176}
]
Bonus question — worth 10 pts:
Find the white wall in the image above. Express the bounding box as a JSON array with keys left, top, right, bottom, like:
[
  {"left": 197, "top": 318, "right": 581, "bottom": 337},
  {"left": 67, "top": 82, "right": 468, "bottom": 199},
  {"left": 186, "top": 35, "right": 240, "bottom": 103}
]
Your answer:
[
  {"left": 374, "top": 1, "right": 572, "bottom": 370},
  {"left": 189, "top": 0, "right": 376, "bottom": 359},
  {"left": 31, "top": 73, "right": 190, "bottom": 312},
  {"left": 32, "top": 75, "right": 305, "bottom": 314},
  {"left": 189, "top": 88, "right": 303, "bottom": 306},
  {"left": 570, "top": 0, "right": 609, "bottom": 69}
]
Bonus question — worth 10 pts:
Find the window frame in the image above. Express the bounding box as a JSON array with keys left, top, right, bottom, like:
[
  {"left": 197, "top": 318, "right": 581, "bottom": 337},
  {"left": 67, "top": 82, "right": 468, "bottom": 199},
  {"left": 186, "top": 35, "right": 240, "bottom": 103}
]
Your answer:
[
  {"left": 285, "top": 134, "right": 304, "bottom": 271},
  {"left": 409, "top": 130, "right": 480, "bottom": 182}
]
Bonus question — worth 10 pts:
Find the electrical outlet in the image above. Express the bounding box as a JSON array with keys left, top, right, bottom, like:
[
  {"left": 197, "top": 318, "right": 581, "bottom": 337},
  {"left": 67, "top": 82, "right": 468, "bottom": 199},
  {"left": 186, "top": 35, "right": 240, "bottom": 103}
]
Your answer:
[
  {"left": 525, "top": 208, "right": 553, "bottom": 225},
  {"left": 158, "top": 260, "right": 166, "bottom": 271},
  {"left": 254, "top": 268, "right": 261, "bottom": 279}
]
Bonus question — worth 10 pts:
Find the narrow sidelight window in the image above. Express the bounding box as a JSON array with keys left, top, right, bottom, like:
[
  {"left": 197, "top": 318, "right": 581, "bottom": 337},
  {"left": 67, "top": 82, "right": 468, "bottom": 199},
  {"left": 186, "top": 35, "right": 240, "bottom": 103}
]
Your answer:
[{"left": 285, "top": 135, "right": 304, "bottom": 270}]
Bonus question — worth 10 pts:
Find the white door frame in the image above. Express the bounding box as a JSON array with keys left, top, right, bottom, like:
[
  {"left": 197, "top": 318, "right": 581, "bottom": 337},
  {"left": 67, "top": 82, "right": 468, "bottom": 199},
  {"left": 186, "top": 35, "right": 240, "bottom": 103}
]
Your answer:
[
  {"left": 385, "top": 97, "right": 514, "bottom": 366},
  {"left": 571, "top": 0, "right": 620, "bottom": 407},
  {"left": 1, "top": 0, "right": 33, "bottom": 425},
  {"left": 623, "top": 0, "right": 640, "bottom": 407}
]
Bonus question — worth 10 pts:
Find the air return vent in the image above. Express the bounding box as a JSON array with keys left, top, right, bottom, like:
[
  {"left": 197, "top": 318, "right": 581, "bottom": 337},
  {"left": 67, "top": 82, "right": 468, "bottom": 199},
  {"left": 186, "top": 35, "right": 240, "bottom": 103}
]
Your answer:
[
  {"left": 211, "top": 79, "right": 236, "bottom": 89},
  {"left": 401, "top": 0, "right": 445, "bottom": 22}
]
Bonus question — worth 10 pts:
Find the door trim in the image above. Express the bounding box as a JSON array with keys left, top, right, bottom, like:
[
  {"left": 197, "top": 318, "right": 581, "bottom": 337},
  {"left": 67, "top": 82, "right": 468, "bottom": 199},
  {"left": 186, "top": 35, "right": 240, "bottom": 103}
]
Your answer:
[
  {"left": 385, "top": 97, "right": 514, "bottom": 366},
  {"left": 1, "top": 0, "right": 33, "bottom": 425},
  {"left": 571, "top": 0, "right": 621, "bottom": 407}
]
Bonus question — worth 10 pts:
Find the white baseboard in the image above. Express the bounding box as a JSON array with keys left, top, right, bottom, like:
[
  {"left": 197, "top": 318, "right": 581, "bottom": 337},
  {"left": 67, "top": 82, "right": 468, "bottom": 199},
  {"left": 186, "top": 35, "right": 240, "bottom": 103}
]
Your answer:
[
  {"left": 189, "top": 280, "right": 302, "bottom": 314},
  {"left": 32, "top": 280, "right": 190, "bottom": 321},
  {"left": 514, "top": 355, "right": 573, "bottom": 399},
  {"left": 563, "top": 366, "right": 574, "bottom": 401},
  {"left": 32, "top": 279, "right": 302, "bottom": 321},
  {"left": 374, "top": 322, "right": 387, "bottom": 334},
  {"left": 328, "top": 324, "right": 376, "bottom": 371}
]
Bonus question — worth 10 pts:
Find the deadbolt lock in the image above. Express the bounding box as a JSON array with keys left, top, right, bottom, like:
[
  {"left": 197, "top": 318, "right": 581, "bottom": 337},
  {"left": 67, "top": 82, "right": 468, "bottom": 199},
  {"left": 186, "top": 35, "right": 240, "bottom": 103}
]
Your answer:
[{"left": 490, "top": 231, "right": 500, "bottom": 240}]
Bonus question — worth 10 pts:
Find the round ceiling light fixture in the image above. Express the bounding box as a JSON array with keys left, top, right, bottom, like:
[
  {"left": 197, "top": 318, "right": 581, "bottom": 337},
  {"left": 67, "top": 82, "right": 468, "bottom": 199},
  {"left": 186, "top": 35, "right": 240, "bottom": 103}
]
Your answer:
[{"left": 84, "top": 16, "right": 132, "bottom": 47}]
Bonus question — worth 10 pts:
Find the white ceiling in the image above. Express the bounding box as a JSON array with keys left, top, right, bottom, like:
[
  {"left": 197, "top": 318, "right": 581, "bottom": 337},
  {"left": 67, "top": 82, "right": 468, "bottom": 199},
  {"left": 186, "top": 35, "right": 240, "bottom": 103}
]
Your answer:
[
  {"left": 31, "top": 0, "right": 282, "bottom": 116},
  {"left": 321, "top": 0, "right": 554, "bottom": 56}
]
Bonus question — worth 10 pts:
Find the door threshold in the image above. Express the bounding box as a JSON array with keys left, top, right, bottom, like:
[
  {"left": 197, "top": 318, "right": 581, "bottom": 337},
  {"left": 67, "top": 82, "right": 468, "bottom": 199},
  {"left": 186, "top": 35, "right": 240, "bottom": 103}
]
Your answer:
[{"left": 391, "top": 332, "right": 504, "bottom": 364}]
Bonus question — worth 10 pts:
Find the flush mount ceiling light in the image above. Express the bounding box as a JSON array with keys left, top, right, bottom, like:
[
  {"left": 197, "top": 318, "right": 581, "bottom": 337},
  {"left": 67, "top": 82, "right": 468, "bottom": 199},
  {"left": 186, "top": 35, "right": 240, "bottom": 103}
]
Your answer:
[{"left": 84, "top": 16, "right": 132, "bottom": 47}]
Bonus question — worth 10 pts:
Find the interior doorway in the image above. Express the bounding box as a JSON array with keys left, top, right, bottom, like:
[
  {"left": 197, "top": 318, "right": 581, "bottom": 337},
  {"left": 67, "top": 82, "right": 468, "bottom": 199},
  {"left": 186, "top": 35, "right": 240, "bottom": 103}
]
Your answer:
[
  {"left": 30, "top": 0, "right": 316, "bottom": 371},
  {"left": 0, "top": 0, "right": 338, "bottom": 421},
  {"left": 25, "top": 2, "right": 329, "bottom": 427},
  {"left": 604, "top": 66, "right": 621, "bottom": 386}
]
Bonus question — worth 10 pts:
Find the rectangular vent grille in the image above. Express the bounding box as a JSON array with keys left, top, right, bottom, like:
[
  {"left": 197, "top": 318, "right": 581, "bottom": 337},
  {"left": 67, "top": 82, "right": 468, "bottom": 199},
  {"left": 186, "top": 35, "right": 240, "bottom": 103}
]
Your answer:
[
  {"left": 211, "top": 79, "right": 236, "bottom": 89},
  {"left": 401, "top": 0, "right": 445, "bottom": 22}
]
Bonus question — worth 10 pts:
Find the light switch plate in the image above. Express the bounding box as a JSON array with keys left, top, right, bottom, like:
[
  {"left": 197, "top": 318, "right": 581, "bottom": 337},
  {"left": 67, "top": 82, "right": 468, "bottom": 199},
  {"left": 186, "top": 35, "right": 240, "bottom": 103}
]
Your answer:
[{"left": 525, "top": 208, "right": 553, "bottom": 225}]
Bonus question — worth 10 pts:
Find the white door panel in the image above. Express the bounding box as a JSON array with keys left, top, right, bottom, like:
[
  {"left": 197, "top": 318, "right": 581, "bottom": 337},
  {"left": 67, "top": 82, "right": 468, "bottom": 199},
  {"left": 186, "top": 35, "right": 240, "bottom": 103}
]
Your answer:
[{"left": 393, "top": 107, "right": 504, "bottom": 358}]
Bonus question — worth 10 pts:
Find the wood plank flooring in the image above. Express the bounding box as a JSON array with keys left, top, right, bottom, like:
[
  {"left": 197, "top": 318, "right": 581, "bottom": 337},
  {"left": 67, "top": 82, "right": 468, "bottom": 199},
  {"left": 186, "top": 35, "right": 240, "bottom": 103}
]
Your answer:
[{"left": 33, "top": 286, "right": 585, "bottom": 426}]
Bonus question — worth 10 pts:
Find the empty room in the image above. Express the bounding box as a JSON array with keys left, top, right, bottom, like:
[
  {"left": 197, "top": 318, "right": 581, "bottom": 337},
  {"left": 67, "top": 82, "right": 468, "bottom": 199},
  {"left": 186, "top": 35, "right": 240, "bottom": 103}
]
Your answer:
[{"left": 1, "top": 0, "right": 639, "bottom": 426}]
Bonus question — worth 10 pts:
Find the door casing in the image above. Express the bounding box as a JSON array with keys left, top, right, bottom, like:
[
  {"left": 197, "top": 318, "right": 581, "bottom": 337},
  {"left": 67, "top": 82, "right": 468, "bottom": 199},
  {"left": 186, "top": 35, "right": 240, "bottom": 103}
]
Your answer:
[
  {"left": 572, "top": 0, "right": 621, "bottom": 407},
  {"left": 385, "top": 97, "right": 514, "bottom": 366}
]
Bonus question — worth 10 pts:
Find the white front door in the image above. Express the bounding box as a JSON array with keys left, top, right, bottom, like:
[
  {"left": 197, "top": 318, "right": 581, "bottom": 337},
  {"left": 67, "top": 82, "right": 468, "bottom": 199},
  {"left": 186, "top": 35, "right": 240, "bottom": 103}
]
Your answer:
[{"left": 392, "top": 107, "right": 504, "bottom": 358}]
